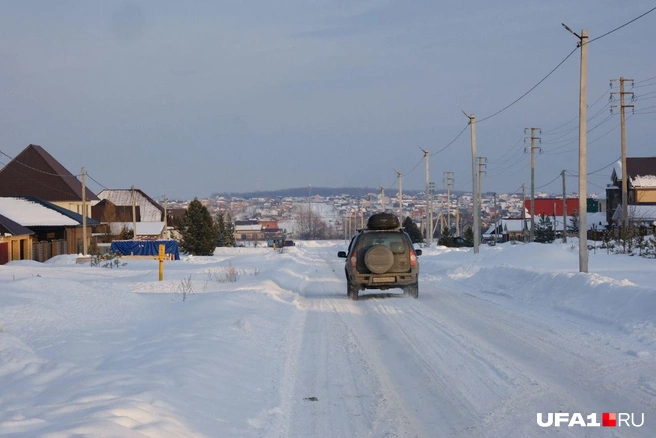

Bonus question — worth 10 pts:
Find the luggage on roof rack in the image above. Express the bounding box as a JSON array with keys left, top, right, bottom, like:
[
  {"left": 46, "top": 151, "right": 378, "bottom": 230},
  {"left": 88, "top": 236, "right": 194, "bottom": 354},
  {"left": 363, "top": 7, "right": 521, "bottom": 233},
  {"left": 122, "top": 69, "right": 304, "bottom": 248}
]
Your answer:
[{"left": 366, "top": 212, "right": 401, "bottom": 230}]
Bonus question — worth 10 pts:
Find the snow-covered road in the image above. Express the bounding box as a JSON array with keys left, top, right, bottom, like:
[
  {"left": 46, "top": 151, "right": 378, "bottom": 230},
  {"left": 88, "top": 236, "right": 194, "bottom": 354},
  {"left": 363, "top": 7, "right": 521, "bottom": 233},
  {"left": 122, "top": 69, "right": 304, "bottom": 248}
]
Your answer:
[
  {"left": 267, "top": 243, "right": 655, "bottom": 437},
  {"left": 0, "top": 241, "right": 654, "bottom": 437}
]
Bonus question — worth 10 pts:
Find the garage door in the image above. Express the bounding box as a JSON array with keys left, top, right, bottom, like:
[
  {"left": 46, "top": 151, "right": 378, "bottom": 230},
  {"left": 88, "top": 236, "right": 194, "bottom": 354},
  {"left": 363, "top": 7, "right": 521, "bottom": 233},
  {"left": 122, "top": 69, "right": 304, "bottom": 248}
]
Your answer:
[{"left": 0, "top": 242, "right": 8, "bottom": 265}]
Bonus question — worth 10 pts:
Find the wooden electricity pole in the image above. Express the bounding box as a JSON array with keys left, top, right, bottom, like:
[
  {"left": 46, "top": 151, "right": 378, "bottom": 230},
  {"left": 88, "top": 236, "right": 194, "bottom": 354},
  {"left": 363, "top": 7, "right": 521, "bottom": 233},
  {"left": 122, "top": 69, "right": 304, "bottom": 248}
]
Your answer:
[
  {"left": 131, "top": 185, "right": 137, "bottom": 240},
  {"left": 81, "top": 167, "right": 87, "bottom": 255}
]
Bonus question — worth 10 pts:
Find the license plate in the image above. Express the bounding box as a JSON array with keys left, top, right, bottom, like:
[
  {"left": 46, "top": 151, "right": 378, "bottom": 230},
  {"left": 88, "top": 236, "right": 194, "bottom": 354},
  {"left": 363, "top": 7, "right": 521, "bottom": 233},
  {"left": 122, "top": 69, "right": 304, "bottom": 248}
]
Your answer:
[{"left": 372, "top": 276, "right": 395, "bottom": 283}]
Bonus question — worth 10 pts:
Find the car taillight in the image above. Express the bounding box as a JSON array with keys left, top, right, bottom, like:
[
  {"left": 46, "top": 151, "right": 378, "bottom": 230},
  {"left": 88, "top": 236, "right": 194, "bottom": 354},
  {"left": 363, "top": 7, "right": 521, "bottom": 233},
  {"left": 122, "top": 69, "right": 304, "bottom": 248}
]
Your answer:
[
  {"left": 350, "top": 254, "right": 357, "bottom": 267},
  {"left": 409, "top": 250, "right": 418, "bottom": 267}
]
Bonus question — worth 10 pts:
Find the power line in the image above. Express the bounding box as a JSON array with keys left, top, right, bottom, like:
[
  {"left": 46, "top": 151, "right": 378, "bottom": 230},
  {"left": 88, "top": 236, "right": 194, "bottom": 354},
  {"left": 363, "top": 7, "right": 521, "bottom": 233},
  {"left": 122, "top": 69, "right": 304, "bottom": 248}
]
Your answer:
[
  {"left": 430, "top": 123, "right": 469, "bottom": 156},
  {"left": 487, "top": 134, "right": 525, "bottom": 164},
  {"left": 0, "top": 150, "right": 81, "bottom": 178},
  {"left": 588, "top": 5, "right": 656, "bottom": 44},
  {"left": 634, "top": 104, "right": 656, "bottom": 112},
  {"left": 86, "top": 172, "right": 110, "bottom": 191},
  {"left": 635, "top": 75, "right": 656, "bottom": 84},
  {"left": 475, "top": 6, "right": 655, "bottom": 125},
  {"left": 542, "top": 101, "right": 613, "bottom": 144},
  {"left": 566, "top": 157, "right": 620, "bottom": 176},
  {"left": 588, "top": 157, "right": 621, "bottom": 175},
  {"left": 0, "top": 159, "right": 87, "bottom": 198},
  {"left": 478, "top": 47, "right": 578, "bottom": 123},
  {"left": 542, "top": 89, "right": 612, "bottom": 135},
  {"left": 544, "top": 113, "right": 617, "bottom": 154},
  {"left": 536, "top": 173, "right": 562, "bottom": 190},
  {"left": 633, "top": 81, "right": 656, "bottom": 89}
]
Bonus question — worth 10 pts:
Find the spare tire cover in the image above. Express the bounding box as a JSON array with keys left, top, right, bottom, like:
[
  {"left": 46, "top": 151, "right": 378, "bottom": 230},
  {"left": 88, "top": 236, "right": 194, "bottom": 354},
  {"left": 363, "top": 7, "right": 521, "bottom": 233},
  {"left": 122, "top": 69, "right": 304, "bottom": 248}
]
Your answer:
[{"left": 364, "top": 245, "right": 394, "bottom": 274}]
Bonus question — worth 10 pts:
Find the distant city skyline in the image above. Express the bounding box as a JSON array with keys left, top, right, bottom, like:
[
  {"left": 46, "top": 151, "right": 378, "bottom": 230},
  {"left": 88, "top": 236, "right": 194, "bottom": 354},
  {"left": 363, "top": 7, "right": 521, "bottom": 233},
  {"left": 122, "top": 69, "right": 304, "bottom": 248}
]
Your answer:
[{"left": 1, "top": 1, "right": 655, "bottom": 200}]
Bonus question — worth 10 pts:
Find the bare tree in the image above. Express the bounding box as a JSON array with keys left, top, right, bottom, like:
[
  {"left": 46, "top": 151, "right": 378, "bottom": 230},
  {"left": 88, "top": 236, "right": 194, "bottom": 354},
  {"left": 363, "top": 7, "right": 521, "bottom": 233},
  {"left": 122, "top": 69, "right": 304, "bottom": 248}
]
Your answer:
[{"left": 294, "top": 205, "right": 327, "bottom": 239}]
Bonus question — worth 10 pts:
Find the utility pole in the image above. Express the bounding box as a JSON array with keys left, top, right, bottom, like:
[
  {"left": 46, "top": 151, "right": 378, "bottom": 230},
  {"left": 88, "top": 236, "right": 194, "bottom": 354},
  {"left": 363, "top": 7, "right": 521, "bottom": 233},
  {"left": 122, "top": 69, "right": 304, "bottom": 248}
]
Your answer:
[
  {"left": 308, "top": 184, "right": 311, "bottom": 240},
  {"left": 456, "top": 203, "right": 461, "bottom": 236},
  {"left": 81, "top": 167, "right": 87, "bottom": 255},
  {"left": 463, "top": 111, "right": 480, "bottom": 253},
  {"left": 525, "top": 127, "right": 541, "bottom": 242},
  {"left": 476, "top": 157, "right": 487, "bottom": 214},
  {"left": 380, "top": 186, "right": 385, "bottom": 211},
  {"left": 131, "top": 185, "right": 137, "bottom": 241},
  {"left": 521, "top": 183, "right": 527, "bottom": 242},
  {"left": 444, "top": 171, "right": 454, "bottom": 231},
  {"left": 578, "top": 30, "right": 589, "bottom": 272},
  {"left": 429, "top": 182, "right": 436, "bottom": 238},
  {"left": 163, "top": 195, "right": 168, "bottom": 239},
  {"left": 347, "top": 214, "right": 352, "bottom": 238},
  {"left": 396, "top": 170, "right": 403, "bottom": 222},
  {"left": 421, "top": 148, "right": 431, "bottom": 245},
  {"left": 562, "top": 24, "right": 589, "bottom": 271},
  {"left": 611, "top": 77, "right": 634, "bottom": 229},
  {"left": 493, "top": 192, "right": 498, "bottom": 242},
  {"left": 562, "top": 171, "right": 567, "bottom": 243}
]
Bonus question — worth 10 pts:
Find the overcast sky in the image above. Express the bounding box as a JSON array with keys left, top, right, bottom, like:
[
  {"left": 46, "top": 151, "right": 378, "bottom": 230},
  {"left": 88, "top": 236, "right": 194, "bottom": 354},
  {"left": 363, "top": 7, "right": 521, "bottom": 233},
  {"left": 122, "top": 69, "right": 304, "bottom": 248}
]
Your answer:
[{"left": 1, "top": 1, "right": 655, "bottom": 200}]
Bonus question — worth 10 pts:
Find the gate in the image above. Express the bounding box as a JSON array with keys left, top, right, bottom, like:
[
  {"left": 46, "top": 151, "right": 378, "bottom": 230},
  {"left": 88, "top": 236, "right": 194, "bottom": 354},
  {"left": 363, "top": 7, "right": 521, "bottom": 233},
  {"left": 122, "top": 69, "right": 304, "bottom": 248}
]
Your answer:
[{"left": 0, "top": 242, "right": 8, "bottom": 265}]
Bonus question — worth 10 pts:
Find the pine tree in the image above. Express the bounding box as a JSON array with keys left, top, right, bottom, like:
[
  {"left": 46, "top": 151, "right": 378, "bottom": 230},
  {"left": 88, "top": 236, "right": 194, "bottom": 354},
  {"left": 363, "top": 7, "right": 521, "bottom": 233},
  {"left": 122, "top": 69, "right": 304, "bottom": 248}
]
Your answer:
[
  {"left": 464, "top": 227, "right": 474, "bottom": 246},
  {"left": 216, "top": 213, "right": 226, "bottom": 247},
  {"left": 215, "top": 212, "right": 236, "bottom": 247},
  {"left": 402, "top": 217, "right": 423, "bottom": 243},
  {"left": 534, "top": 214, "right": 555, "bottom": 244},
  {"left": 180, "top": 198, "right": 219, "bottom": 255},
  {"left": 439, "top": 227, "right": 454, "bottom": 247},
  {"left": 224, "top": 212, "right": 236, "bottom": 246},
  {"left": 568, "top": 209, "right": 580, "bottom": 234}
]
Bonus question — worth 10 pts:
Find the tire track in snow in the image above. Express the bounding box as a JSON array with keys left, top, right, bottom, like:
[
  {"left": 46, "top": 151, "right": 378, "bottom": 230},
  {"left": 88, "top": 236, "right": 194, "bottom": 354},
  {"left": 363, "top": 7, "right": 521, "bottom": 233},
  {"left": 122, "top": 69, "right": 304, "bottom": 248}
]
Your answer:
[{"left": 268, "top": 244, "right": 427, "bottom": 437}]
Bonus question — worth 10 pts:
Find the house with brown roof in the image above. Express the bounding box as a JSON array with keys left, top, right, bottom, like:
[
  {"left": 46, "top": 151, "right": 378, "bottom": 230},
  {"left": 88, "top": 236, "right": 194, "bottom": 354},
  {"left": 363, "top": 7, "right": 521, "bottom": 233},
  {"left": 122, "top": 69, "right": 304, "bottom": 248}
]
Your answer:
[
  {"left": 607, "top": 157, "right": 656, "bottom": 225},
  {"left": 0, "top": 144, "right": 100, "bottom": 215}
]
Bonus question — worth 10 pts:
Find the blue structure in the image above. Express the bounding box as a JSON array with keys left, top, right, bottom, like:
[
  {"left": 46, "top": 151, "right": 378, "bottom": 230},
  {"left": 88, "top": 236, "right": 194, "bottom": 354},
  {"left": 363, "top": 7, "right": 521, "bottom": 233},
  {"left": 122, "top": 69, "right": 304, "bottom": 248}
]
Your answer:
[{"left": 110, "top": 240, "right": 180, "bottom": 260}]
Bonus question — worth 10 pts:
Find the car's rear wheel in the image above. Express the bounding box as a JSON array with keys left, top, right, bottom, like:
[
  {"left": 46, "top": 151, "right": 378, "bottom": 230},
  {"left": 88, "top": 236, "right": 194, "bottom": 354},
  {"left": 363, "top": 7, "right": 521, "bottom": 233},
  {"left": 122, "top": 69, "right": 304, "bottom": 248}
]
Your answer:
[
  {"left": 347, "top": 283, "right": 359, "bottom": 300},
  {"left": 404, "top": 283, "right": 418, "bottom": 299}
]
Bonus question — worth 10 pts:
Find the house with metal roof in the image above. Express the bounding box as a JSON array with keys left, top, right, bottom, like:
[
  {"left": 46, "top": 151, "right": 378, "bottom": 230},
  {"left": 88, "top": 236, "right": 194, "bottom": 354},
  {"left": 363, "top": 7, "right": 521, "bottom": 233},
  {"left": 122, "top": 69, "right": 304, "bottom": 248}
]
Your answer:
[
  {"left": 0, "top": 144, "right": 99, "bottom": 214},
  {"left": 97, "top": 189, "right": 164, "bottom": 222}
]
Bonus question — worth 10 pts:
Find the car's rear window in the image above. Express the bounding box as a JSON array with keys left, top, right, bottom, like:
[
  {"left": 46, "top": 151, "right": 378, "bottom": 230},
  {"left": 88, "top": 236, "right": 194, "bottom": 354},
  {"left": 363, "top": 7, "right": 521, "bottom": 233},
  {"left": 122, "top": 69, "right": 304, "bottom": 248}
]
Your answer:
[{"left": 357, "top": 232, "right": 406, "bottom": 252}]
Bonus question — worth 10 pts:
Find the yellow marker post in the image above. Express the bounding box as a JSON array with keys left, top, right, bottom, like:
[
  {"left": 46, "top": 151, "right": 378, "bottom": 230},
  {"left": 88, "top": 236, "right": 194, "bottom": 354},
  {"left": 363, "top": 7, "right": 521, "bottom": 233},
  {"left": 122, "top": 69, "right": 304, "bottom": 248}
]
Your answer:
[{"left": 158, "top": 244, "right": 165, "bottom": 281}]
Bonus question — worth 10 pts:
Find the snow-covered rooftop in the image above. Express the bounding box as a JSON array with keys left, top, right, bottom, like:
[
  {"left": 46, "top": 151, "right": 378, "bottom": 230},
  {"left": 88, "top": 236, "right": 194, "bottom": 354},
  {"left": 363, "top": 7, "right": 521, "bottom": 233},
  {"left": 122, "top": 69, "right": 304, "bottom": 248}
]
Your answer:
[
  {"left": 631, "top": 175, "right": 656, "bottom": 187},
  {"left": 0, "top": 197, "right": 79, "bottom": 226},
  {"left": 109, "top": 222, "right": 165, "bottom": 236},
  {"left": 612, "top": 205, "right": 656, "bottom": 222}
]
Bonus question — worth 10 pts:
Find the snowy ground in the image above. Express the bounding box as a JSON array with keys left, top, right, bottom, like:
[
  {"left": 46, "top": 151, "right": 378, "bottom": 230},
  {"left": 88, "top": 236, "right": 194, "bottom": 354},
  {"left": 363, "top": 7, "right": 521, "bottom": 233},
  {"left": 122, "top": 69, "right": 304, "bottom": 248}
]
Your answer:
[{"left": 0, "top": 240, "right": 654, "bottom": 437}]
